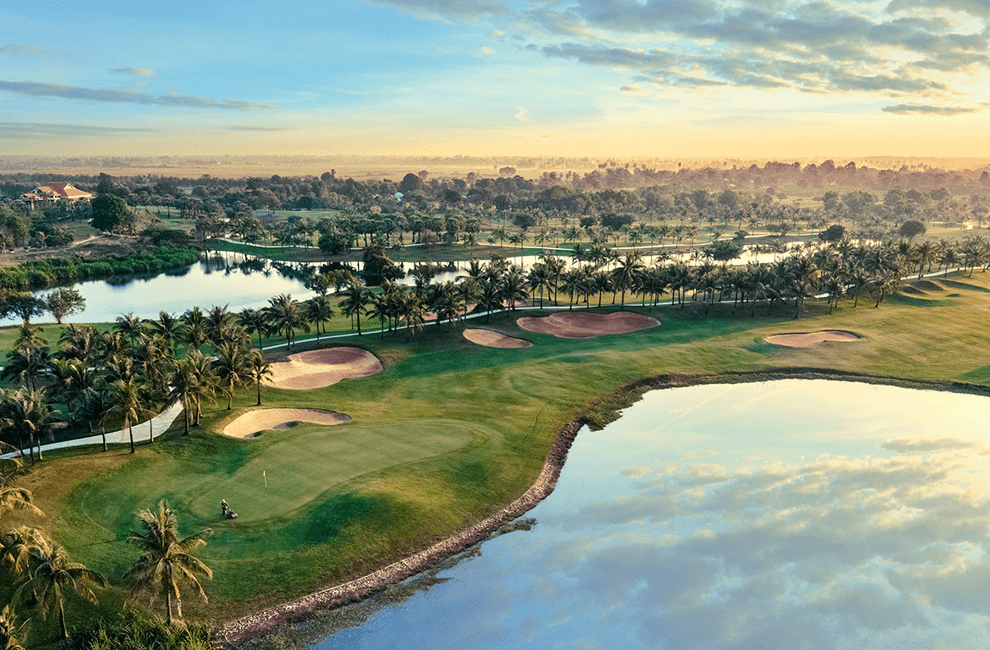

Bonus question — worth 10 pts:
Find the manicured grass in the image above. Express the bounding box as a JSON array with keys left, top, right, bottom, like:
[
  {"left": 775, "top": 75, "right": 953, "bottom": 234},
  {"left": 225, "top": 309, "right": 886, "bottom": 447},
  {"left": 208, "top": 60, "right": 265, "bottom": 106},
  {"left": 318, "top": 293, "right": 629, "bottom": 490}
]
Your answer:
[{"left": 8, "top": 270, "right": 990, "bottom": 642}]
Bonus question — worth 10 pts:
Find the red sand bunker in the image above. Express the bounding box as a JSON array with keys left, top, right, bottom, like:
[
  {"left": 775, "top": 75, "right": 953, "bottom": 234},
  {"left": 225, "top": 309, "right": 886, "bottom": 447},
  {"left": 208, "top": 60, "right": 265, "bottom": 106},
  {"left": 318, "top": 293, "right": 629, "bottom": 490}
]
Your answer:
[
  {"left": 463, "top": 329, "right": 533, "bottom": 349},
  {"left": 222, "top": 408, "right": 350, "bottom": 439},
  {"left": 516, "top": 311, "right": 660, "bottom": 339},
  {"left": 764, "top": 330, "right": 861, "bottom": 348},
  {"left": 269, "top": 347, "right": 383, "bottom": 390}
]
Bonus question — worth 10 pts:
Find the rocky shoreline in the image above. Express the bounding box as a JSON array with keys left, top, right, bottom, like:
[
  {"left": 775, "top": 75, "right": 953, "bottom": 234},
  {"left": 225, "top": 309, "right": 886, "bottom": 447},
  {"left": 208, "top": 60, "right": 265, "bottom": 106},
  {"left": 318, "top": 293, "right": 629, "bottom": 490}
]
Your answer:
[{"left": 216, "top": 417, "right": 585, "bottom": 648}]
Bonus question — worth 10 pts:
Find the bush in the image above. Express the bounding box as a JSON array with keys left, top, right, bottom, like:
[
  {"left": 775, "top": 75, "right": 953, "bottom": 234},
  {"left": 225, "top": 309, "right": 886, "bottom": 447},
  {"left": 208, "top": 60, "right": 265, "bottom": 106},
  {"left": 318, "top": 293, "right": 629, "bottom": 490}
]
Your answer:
[{"left": 60, "top": 611, "right": 216, "bottom": 650}]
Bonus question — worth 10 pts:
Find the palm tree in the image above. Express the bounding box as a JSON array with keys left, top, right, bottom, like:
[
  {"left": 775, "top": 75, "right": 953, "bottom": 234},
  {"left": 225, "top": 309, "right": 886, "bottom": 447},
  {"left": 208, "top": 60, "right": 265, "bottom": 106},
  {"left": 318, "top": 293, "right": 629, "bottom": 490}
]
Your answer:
[
  {"left": 559, "top": 268, "right": 586, "bottom": 310},
  {"left": 180, "top": 307, "right": 209, "bottom": 353},
  {"left": 146, "top": 311, "right": 185, "bottom": 349},
  {"left": 305, "top": 296, "right": 336, "bottom": 342},
  {"left": 611, "top": 253, "right": 646, "bottom": 307},
  {"left": 73, "top": 387, "right": 114, "bottom": 452},
  {"left": 205, "top": 305, "right": 235, "bottom": 345},
  {"left": 213, "top": 342, "right": 249, "bottom": 410},
  {"left": 0, "top": 389, "right": 64, "bottom": 464},
  {"left": 114, "top": 312, "right": 144, "bottom": 347},
  {"left": 339, "top": 282, "right": 371, "bottom": 336},
  {"left": 399, "top": 292, "right": 427, "bottom": 341},
  {"left": 266, "top": 294, "right": 308, "bottom": 349},
  {"left": 107, "top": 376, "right": 149, "bottom": 453},
  {"left": 16, "top": 533, "right": 107, "bottom": 640},
  {"left": 238, "top": 307, "right": 270, "bottom": 351},
  {"left": 124, "top": 500, "right": 213, "bottom": 627},
  {"left": 247, "top": 350, "right": 272, "bottom": 406},
  {"left": 0, "top": 603, "right": 28, "bottom": 650}
]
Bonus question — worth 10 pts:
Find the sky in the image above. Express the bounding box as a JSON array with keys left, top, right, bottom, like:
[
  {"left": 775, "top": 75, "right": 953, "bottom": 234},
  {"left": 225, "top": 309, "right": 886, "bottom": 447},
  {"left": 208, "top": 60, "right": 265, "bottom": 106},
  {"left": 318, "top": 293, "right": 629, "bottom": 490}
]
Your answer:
[{"left": 2, "top": 0, "right": 990, "bottom": 159}]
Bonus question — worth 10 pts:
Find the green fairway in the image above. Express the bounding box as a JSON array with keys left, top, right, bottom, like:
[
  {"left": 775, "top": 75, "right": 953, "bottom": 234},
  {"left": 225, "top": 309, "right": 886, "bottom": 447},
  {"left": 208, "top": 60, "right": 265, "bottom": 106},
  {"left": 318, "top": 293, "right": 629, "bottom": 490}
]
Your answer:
[{"left": 10, "top": 269, "right": 990, "bottom": 637}]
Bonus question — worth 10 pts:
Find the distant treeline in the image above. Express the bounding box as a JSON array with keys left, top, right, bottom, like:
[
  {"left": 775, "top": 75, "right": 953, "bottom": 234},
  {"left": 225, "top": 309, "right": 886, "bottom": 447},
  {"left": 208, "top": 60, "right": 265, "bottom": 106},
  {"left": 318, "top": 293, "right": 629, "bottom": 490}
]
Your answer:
[{"left": 0, "top": 245, "right": 202, "bottom": 291}]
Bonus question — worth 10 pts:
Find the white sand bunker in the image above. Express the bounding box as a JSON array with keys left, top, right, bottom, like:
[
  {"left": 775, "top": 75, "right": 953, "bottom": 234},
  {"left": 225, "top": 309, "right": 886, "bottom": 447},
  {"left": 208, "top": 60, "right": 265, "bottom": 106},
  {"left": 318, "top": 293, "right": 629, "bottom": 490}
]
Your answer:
[
  {"left": 269, "top": 347, "right": 383, "bottom": 390},
  {"left": 463, "top": 329, "right": 533, "bottom": 349},
  {"left": 517, "top": 311, "right": 660, "bottom": 340},
  {"left": 223, "top": 408, "right": 351, "bottom": 439},
  {"left": 765, "top": 330, "right": 861, "bottom": 348}
]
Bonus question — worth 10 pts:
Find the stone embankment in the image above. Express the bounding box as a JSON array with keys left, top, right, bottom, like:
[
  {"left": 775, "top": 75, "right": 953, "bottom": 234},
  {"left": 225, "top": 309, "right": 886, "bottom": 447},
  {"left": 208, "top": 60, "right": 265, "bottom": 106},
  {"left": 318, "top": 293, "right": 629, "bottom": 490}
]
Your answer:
[{"left": 216, "top": 418, "right": 585, "bottom": 647}]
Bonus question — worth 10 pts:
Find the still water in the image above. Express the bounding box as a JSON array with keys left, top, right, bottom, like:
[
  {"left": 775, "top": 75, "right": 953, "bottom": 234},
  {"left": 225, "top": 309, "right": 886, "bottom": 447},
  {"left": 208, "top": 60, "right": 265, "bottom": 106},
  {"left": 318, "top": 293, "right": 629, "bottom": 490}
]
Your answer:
[{"left": 295, "top": 380, "right": 990, "bottom": 649}]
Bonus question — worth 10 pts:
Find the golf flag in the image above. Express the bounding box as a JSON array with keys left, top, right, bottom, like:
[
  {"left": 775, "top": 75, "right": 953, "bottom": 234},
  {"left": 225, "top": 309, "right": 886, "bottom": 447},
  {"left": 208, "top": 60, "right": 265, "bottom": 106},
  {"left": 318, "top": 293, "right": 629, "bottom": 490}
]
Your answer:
[{"left": 264, "top": 470, "right": 267, "bottom": 488}]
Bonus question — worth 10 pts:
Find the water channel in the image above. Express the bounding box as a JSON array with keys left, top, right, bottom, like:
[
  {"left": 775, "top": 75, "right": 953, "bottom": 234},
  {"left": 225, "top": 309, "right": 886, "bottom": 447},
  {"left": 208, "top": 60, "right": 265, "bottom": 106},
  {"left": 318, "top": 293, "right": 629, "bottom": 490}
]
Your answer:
[
  {"left": 6, "top": 241, "right": 799, "bottom": 328},
  {"left": 258, "top": 379, "right": 990, "bottom": 649}
]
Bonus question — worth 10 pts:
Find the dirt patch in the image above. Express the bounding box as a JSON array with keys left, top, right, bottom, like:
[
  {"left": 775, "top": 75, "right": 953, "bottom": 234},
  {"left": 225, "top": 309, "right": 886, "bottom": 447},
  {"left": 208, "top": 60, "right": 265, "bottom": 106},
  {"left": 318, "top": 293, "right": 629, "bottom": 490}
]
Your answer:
[
  {"left": 764, "top": 330, "right": 861, "bottom": 348},
  {"left": 269, "top": 348, "right": 383, "bottom": 390},
  {"left": 463, "top": 329, "right": 533, "bottom": 349},
  {"left": 222, "top": 409, "right": 350, "bottom": 439},
  {"left": 516, "top": 311, "right": 660, "bottom": 339}
]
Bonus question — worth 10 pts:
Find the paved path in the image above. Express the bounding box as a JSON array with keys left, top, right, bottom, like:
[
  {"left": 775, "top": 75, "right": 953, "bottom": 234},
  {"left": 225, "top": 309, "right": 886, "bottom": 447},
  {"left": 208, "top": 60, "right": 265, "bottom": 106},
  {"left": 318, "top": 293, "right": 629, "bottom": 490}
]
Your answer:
[{"left": 2, "top": 400, "right": 184, "bottom": 459}]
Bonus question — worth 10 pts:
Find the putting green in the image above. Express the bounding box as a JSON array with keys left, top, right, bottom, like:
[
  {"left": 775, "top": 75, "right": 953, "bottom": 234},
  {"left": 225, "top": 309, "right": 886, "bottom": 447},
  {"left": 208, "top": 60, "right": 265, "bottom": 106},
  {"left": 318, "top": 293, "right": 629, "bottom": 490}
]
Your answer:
[{"left": 56, "top": 419, "right": 479, "bottom": 574}]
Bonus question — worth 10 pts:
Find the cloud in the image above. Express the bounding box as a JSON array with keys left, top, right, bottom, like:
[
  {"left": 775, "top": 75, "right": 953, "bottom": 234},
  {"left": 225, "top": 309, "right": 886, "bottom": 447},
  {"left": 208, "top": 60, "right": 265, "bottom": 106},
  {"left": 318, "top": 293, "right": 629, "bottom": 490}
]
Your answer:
[
  {"left": 111, "top": 67, "right": 156, "bottom": 77},
  {"left": 881, "top": 103, "right": 982, "bottom": 115},
  {"left": 521, "top": 444, "right": 990, "bottom": 648},
  {"left": 620, "top": 84, "right": 649, "bottom": 94},
  {"left": 0, "top": 43, "right": 59, "bottom": 58},
  {"left": 488, "top": 29, "right": 506, "bottom": 37},
  {"left": 0, "top": 80, "right": 280, "bottom": 111},
  {"left": 479, "top": 46, "right": 495, "bottom": 55},
  {"left": 514, "top": 106, "right": 529, "bottom": 122},
  {"left": 365, "top": 0, "right": 513, "bottom": 21},
  {"left": 883, "top": 437, "right": 985, "bottom": 452},
  {"left": 0, "top": 122, "right": 156, "bottom": 138}
]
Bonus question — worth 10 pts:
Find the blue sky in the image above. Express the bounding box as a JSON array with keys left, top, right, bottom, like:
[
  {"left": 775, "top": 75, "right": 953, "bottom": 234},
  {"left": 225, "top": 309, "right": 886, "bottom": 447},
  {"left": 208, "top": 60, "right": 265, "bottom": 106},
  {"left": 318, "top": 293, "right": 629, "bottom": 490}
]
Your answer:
[{"left": 3, "top": 0, "right": 990, "bottom": 157}]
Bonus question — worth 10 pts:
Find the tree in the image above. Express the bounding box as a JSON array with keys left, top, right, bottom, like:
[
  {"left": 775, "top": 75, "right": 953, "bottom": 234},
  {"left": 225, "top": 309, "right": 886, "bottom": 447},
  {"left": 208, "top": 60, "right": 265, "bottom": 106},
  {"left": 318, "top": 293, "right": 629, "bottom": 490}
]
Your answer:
[
  {"left": 45, "top": 287, "right": 86, "bottom": 325},
  {"left": 305, "top": 296, "right": 335, "bottom": 342},
  {"left": 266, "top": 294, "right": 308, "bottom": 349},
  {"left": 247, "top": 350, "right": 272, "bottom": 406},
  {"left": 238, "top": 308, "right": 269, "bottom": 351},
  {"left": 124, "top": 500, "right": 213, "bottom": 627},
  {"left": 213, "top": 342, "right": 248, "bottom": 410},
  {"left": 899, "top": 219, "right": 926, "bottom": 240},
  {"left": 339, "top": 282, "right": 371, "bottom": 336},
  {"left": 0, "top": 293, "right": 46, "bottom": 326},
  {"left": 0, "top": 604, "right": 29, "bottom": 650},
  {"left": 90, "top": 194, "right": 134, "bottom": 234},
  {"left": 107, "top": 376, "right": 150, "bottom": 453},
  {"left": 16, "top": 533, "right": 107, "bottom": 640}
]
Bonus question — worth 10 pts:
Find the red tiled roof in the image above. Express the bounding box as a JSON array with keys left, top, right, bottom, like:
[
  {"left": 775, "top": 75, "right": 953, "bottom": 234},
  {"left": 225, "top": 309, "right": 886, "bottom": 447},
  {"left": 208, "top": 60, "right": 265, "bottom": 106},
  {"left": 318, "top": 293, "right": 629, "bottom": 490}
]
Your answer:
[{"left": 32, "top": 182, "right": 94, "bottom": 200}]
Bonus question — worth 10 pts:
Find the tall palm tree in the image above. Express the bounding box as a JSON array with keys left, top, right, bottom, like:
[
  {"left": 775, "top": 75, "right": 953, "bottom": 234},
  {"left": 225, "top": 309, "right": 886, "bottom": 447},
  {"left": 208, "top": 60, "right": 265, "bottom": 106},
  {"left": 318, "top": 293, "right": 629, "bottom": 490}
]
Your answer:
[
  {"left": 266, "top": 294, "right": 308, "bottom": 349},
  {"left": 247, "top": 350, "right": 272, "bottom": 406},
  {"left": 107, "top": 376, "right": 149, "bottom": 453},
  {"left": 124, "top": 500, "right": 213, "bottom": 627},
  {"left": 611, "top": 253, "right": 646, "bottom": 307},
  {"left": 339, "top": 282, "right": 371, "bottom": 336},
  {"left": 0, "top": 389, "right": 64, "bottom": 464},
  {"left": 305, "top": 296, "right": 336, "bottom": 343},
  {"left": 213, "top": 342, "right": 249, "bottom": 410},
  {"left": 16, "top": 534, "right": 107, "bottom": 640},
  {"left": 238, "top": 307, "right": 270, "bottom": 351},
  {"left": 205, "top": 305, "right": 235, "bottom": 345},
  {"left": 399, "top": 292, "right": 427, "bottom": 341},
  {"left": 180, "top": 307, "right": 209, "bottom": 353},
  {"left": 146, "top": 311, "right": 185, "bottom": 349},
  {"left": 114, "top": 312, "right": 145, "bottom": 347}
]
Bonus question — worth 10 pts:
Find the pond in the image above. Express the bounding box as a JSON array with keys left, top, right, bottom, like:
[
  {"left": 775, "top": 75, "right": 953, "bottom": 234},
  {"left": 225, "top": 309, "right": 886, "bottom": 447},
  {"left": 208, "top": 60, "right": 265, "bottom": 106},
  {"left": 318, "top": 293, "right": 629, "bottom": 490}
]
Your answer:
[
  {"left": 270, "top": 379, "right": 990, "bottom": 649},
  {"left": 2, "top": 252, "right": 468, "bottom": 326}
]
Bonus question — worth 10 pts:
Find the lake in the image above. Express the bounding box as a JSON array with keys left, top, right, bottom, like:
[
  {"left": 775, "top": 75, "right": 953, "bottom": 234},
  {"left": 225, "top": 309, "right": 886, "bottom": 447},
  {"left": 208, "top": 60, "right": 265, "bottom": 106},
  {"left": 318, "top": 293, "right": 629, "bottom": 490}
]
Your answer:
[{"left": 267, "top": 379, "right": 990, "bottom": 649}]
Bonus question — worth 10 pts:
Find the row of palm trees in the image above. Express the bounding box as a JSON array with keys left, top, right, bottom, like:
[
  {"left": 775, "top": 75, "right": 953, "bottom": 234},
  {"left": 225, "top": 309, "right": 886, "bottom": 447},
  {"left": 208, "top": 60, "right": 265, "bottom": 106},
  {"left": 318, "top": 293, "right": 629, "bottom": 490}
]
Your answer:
[{"left": 0, "top": 469, "right": 210, "bottom": 644}]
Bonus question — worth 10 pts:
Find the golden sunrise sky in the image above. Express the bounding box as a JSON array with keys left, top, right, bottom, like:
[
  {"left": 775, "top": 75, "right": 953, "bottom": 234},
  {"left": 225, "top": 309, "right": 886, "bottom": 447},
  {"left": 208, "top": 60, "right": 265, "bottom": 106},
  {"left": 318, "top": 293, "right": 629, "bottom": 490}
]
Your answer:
[{"left": 3, "top": 0, "right": 990, "bottom": 159}]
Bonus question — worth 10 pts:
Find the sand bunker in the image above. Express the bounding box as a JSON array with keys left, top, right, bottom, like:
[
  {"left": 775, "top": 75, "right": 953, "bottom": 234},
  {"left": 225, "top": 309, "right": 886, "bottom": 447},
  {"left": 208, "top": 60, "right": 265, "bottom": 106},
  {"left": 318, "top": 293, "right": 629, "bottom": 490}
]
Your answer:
[
  {"left": 765, "top": 330, "right": 861, "bottom": 348},
  {"left": 517, "top": 311, "right": 660, "bottom": 339},
  {"left": 463, "top": 329, "right": 533, "bottom": 349},
  {"left": 269, "top": 347, "right": 382, "bottom": 390},
  {"left": 222, "top": 409, "right": 350, "bottom": 439}
]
